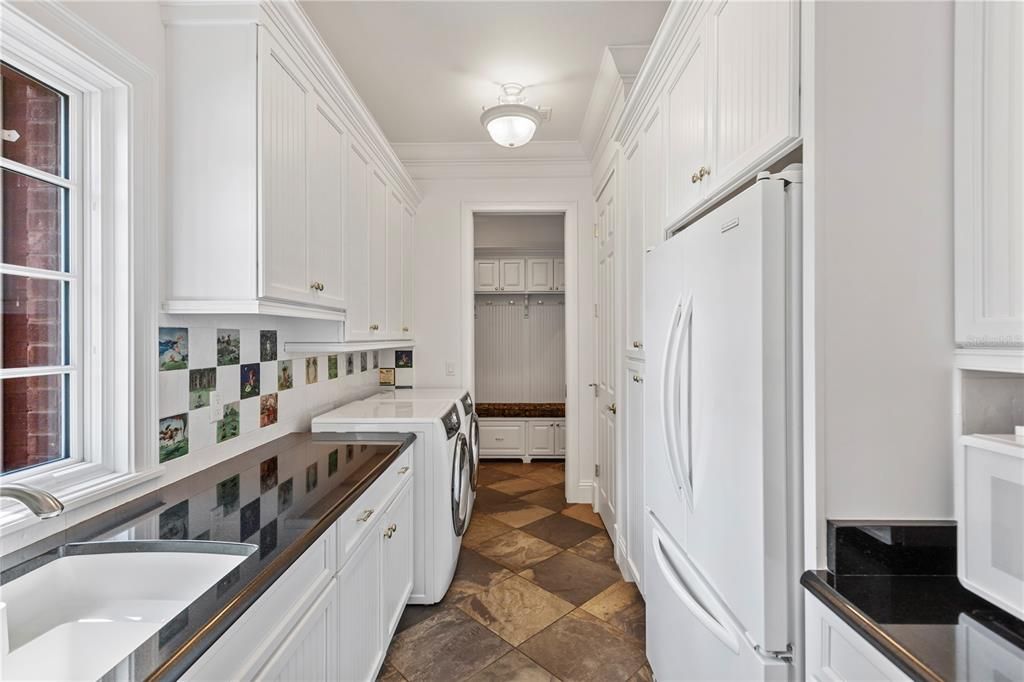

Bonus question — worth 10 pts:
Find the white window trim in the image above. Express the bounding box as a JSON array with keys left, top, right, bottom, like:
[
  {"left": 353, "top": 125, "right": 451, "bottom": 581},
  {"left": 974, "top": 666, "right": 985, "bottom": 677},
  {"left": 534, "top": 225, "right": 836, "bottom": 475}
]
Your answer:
[{"left": 0, "top": 2, "right": 159, "bottom": 530}]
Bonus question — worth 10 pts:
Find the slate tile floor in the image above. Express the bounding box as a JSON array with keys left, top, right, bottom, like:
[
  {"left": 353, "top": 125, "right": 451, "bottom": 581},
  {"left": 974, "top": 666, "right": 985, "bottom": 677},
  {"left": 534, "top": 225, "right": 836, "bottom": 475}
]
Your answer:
[{"left": 382, "top": 461, "right": 652, "bottom": 682}]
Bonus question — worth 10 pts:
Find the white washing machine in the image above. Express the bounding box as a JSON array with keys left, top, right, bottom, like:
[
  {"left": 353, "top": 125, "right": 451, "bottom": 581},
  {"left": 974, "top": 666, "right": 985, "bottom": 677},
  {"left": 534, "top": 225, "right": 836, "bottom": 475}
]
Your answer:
[
  {"left": 367, "top": 388, "right": 480, "bottom": 490},
  {"left": 311, "top": 399, "right": 471, "bottom": 604}
]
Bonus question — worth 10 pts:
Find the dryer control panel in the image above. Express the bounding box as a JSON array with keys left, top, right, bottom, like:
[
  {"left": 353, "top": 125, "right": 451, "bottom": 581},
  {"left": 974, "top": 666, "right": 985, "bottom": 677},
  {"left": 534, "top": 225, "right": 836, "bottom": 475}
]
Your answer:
[{"left": 442, "top": 405, "right": 462, "bottom": 439}]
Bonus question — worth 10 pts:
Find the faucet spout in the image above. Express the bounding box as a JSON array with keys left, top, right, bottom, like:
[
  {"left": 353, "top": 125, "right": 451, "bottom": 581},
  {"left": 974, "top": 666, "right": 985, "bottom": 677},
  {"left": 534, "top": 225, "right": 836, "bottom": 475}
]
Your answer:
[{"left": 0, "top": 483, "right": 64, "bottom": 518}]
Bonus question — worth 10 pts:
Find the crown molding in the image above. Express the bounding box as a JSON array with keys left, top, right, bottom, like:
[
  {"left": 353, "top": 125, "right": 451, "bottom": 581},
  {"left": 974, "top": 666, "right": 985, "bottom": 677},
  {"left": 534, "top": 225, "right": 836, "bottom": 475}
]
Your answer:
[
  {"left": 394, "top": 141, "right": 592, "bottom": 179},
  {"left": 579, "top": 45, "right": 649, "bottom": 162}
]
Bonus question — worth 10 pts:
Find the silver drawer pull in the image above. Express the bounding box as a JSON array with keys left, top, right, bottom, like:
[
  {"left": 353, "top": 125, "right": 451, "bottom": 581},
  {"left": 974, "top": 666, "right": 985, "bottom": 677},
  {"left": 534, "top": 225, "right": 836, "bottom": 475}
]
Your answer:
[
  {"left": 398, "top": 466, "right": 410, "bottom": 474},
  {"left": 495, "top": 437, "right": 505, "bottom": 441},
  {"left": 357, "top": 509, "right": 374, "bottom": 523}
]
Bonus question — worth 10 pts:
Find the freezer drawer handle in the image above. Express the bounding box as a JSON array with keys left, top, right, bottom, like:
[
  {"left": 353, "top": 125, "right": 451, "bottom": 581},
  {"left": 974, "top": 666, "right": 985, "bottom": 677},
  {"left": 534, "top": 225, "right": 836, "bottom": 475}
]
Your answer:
[{"left": 650, "top": 516, "right": 741, "bottom": 655}]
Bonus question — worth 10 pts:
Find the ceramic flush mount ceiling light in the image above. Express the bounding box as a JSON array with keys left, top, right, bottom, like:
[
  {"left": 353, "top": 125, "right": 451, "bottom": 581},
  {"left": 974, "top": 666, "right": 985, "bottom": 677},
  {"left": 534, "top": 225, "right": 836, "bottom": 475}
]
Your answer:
[{"left": 480, "top": 83, "right": 546, "bottom": 148}]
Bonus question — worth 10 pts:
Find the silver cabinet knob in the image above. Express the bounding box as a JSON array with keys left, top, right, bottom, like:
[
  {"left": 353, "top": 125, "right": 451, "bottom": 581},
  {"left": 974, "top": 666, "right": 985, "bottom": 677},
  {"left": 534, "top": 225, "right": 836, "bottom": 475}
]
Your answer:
[
  {"left": 633, "top": 375, "right": 644, "bottom": 383},
  {"left": 357, "top": 509, "right": 374, "bottom": 523},
  {"left": 632, "top": 340, "right": 643, "bottom": 349},
  {"left": 398, "top": 466, "right": 410, "bottom": 475}
]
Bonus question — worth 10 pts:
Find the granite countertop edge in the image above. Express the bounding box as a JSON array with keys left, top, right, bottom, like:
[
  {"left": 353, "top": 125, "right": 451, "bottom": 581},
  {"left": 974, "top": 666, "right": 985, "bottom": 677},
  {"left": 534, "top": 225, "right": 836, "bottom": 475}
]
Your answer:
[{"left": 801, "top": 569, "right": 943, "bottom": 682}]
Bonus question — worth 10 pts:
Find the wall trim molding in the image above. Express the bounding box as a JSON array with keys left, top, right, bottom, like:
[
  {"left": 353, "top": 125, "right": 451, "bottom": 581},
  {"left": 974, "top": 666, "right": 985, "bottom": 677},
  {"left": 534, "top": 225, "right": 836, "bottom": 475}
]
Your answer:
[{"left": 394, "top": 141, "right": 592, "bottom": 179}]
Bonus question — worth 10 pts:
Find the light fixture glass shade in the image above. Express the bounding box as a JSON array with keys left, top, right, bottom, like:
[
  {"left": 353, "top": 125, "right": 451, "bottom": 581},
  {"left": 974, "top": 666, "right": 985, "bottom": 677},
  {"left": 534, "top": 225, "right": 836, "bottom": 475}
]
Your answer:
[{"left": 480, "top": 103, "right": 540, "bottom": 148}]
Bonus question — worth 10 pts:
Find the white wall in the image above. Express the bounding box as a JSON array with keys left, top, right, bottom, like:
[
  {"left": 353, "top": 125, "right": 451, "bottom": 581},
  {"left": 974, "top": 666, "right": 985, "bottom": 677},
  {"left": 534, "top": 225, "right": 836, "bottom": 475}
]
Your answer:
[
  {"left": 811, "top": 0, "right": 955, "bottom": 524},
  {"left": 474, "top": 214, "right": 565, "bottom": 251},
  {"left": 408, "top": 170, "right": 595, "bottom": 500}
]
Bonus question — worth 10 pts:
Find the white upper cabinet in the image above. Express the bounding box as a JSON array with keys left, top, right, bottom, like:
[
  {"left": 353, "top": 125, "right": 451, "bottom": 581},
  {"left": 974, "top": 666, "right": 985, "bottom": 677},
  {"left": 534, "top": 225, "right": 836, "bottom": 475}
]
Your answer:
[
  {"left": 386, "top": 191, "right": 404, "bottom": 337},
  {"left": 664, "top": 30, "right": 707, "bottom": 228},
  {"left": 161, "top": 2, "right": 417, "bottom": 324},
  {"left": 475, "top": 260, "right": 500, "bottom": 292},
  {"left": 641, "top": 106, "right": 664, "bottom": 250},
  {"left": 625, "top": 138, "right": 645, "bottom": 358},
  {"left": 955, "top": 2, "right": 1024, "bottom": 347},
  {"left": 527, "top": 258, "right": 555, "bottom": 291},
  {"left": 401, "top": 206, "right": 415, "bottom": 337},
  {"left": 501, "top": 259, "right": 527, "bottom": 292},
  {"left": 554, "top": 258, "right": 566, "bottom": 291}
]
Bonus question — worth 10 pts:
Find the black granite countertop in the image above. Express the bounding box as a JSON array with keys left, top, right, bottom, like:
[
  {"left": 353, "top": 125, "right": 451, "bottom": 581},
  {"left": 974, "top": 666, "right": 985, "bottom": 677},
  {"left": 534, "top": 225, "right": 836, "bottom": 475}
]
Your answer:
[
  {"left": 0, "top": 431, "right": 416, "bottom": 681},
  {"left": 802, "top": 521, "right": 1024, "bottom": 681}
]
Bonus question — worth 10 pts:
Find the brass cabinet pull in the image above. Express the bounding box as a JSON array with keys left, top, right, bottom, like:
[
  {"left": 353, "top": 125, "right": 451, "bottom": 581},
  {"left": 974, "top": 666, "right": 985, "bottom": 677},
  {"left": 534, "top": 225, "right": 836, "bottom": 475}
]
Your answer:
[
  {"left": 632, "top": 340, "right": 643, "bottom": 349},
  {"left": 633, "top": 375, "right": 644, "bottom": 383},
  {"left": 398, "top": 466, "right": 410, "bottom": 475},
  {"left": 369, "top": 323, "right": 379, "bottom": 331},
  {"left": 310, "top": 281, "right": 324, "bottom": 291},
  {"left": 691, "top": 172, "right": 700, "bottom": 184},
  {"left": 357, "top": 509, "right": 374, "bottom": 523},
  {"left": 699, "top": 165, "right": 711, "bottom": 179},
  {"left": 402, "top": 326, "right": 409, "bottom": 333},
  {"left": 606, "top": 403, "right": 617, "bottom": 415}
]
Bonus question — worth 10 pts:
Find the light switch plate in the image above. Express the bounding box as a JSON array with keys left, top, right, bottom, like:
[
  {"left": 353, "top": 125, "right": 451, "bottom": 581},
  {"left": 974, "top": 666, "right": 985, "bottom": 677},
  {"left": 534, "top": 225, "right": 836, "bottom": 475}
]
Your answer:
[
  {"left": 445, "top": 361, "right": 456, "bottom": 376},
  {"left": 209, "top": 391, "right": 224, "bottom": 421}
]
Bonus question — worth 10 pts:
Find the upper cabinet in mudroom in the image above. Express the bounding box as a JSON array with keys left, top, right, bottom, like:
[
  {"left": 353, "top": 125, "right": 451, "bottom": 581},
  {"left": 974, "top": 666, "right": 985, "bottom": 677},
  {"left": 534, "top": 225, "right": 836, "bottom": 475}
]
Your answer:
[
  {"left": 161, "top": 1, "right": 418, "bottom": 324},
  {"left": 954, "top": 2, "right": 1024, "bottom": 348}
]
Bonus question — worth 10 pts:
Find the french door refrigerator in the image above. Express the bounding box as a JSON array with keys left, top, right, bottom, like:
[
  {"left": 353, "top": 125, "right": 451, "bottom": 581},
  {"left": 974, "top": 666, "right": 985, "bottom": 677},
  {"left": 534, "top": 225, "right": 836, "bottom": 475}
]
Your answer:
[{"left": 643, "top": 166, "right": 803, "bottom": 681}]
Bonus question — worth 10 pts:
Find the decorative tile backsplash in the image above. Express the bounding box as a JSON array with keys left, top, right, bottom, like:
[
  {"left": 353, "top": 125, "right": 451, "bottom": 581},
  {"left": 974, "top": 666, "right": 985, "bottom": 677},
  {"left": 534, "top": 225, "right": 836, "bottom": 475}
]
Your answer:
[{"left": 157, "top": 322, "right": 396, "bottom": 465}]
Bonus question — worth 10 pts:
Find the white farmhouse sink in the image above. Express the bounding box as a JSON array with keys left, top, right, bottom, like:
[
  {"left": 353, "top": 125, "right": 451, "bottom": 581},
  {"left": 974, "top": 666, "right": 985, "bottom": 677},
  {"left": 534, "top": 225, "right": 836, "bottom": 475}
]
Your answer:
[{"left": 0, "top": 541, "right": 253, "bottom": 681}]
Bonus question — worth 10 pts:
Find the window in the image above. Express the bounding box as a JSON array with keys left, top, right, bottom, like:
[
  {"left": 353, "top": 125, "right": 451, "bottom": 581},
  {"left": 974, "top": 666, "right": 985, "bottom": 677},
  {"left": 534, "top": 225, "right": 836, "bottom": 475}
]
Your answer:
[
  {"left": 1, "top": 62, "right": 76, "bottom": 476},
  {"left": 0, "top": 4, "right": 158, "bottom": 525}
]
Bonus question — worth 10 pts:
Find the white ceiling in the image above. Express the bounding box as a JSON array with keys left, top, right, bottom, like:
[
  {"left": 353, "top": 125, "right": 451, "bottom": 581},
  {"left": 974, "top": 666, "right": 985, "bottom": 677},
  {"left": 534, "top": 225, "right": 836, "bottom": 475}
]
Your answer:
[{"left": 302, "top": 1, "right": 668, "bottom": 144}]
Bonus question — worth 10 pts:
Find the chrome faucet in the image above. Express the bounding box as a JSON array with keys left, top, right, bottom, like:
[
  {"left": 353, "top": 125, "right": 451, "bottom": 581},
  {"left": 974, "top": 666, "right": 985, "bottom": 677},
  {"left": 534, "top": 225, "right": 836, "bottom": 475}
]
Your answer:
[{"left": 0, "top": 483, "right": 64, "bottom": 518}]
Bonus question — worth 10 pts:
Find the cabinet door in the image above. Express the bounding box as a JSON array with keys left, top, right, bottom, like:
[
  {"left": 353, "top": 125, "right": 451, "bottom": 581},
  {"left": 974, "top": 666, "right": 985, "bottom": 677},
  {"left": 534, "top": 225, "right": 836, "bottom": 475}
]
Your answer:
[
  {"left": 554, "top": 421, "right": 566, "bottom": 455},
  {"left": 401, "top": 206, "right": 415, "bottom": 337},
  {"left": 663, "top": 30, "right": 707, "bottom": 230},
  {"left": 705, "top": 0, "right": 799, "bottom": 196},
  {"left": 527, "top": 422, "right": 556, "bottom": 455},
  {"left": 257, "top": 580, "right": 338, "bottom": 681},
  {"left": 259, "top": 27, "right": 311, "bottom": 304},
  {"left": 554, "top": 258, "right": 566, "bottom": 291},
  {"left": 386, "top": 191, "right": 404, "bottom": 337},
  {"left": 805, "top": 597, "right": 912, "bottom": 681},
  {"left": 346, "top": 141, "right": 371, "bottom": 338},
  {"left": 306, "top": 98, "right": 345, "bottom": 309},
  {"left": 527, "top": 258, "right": 555, "bottom": 291},
  {"left": 500, "top": 259, "right": 526, "bottom": 292},
  {"left": 642, "top": 106, "right": 665, "bottom": 250},
  {"left": 955, "top": 2, "right": 1024, "bottom": 346},
  {"left": 625, "top": 138, "right": 645, "bottom": 358},
  {"left": 624, "top": 363, "right": 644, "bottom": 592},
  {"left": 368, "top": 168, "right": 389, "bottom": 334},
  {"left": 475, "top": 260, "right": 500, "bottom": 292},
  {"left": 479, "top": 421, "right": 526, "bottom": 456},
  {"left": 381, "top": 481, "right": 414, "bottom": 639},
  {"left": 338, "top": 527, "right": 384, "bottom": 681}
]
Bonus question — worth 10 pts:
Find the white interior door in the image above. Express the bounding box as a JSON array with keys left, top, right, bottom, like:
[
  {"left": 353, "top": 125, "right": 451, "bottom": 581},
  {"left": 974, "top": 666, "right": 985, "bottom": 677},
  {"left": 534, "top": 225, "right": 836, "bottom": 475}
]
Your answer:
[{"left": 594, "top": 172, "right": 617, "bottom": 531}]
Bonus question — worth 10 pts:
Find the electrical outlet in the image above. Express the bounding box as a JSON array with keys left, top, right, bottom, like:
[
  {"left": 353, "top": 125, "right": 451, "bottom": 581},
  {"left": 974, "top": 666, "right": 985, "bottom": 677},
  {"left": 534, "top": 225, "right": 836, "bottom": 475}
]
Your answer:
[
  {"left": 209, "top": 391, "right": 224, "bottom": 421},
  {"left": 445, "top": 361, "right": 456, "bottom": 377}
]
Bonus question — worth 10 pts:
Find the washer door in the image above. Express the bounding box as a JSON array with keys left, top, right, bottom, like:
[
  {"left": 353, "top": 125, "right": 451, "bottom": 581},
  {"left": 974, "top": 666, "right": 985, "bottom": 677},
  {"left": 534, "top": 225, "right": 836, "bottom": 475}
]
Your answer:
[
  {"left": 451, "top": 433, "right": 472, "bottom": 537},
  {"left": 468, "top": 413, "right": 481, "bottom": 491}
]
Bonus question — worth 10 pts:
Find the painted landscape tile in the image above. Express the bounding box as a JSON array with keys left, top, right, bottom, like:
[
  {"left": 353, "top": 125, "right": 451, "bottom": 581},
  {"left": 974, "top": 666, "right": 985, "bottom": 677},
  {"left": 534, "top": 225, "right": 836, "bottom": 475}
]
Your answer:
[
  {"left": 396, "top": 350, "right": 413, "bottom": 368},
  {"left": 216, "top": 329, "right": 240, "bottom": 366},
  {"left": 379, "top": 367, "right": 395, "bottom": 386},
  {"left": 305, "top": 357, "right": 318, "bottom": 384},
  {"left": 328, "top": 448, "right": 339, "bottom": 476},
  {"left": 240, "top": 363, "right": 260, "bottom": 399},
  {"left": 278, "top": 360, "right": 293, "bottom": 391},
  {"left": 306, "top": 462, "right": 318, "bottom": 493},
  {"left": 217, "top": 474, "right": 240, "bottom": 514},
  {"left": 260, "top": 330, "right": 277, "bottom": 362},
  {"left": 260, "top": 393, "right": 278, "bottom": 428},
  {"left": 327, "top": 354, "right": 339, "bottom": 380},
  {"left": 158, "top": 413, "right": 188, "bottom": 462},
  {"left": 159, "top": 327, "right": 188, "bottom": 371},
  {"left": 260, "top": 457, "right": 278, "bottom": 493},
  {"left": 217, "top": 402, "right": 239, "bottom": 443},
  {"left": 360, "top": 351, "right": 368, "bottom": 372},
  {"left": 240, "top": 498, "right": 260, "bottom": 540},
  {"left": 189, "top": 367, "right": 216, "bottom": 409},
  {"left": 159, "top": 500, "right": 189, "bottom": 540},
  {"left": 345, "top": 353, "right": 354, "bottom": 375},
  {"left": 278, "top": 478, "right": 293, "bottom": 512},
  {"left": 260, "top": 520, "right": 278, "bottom": 560}
]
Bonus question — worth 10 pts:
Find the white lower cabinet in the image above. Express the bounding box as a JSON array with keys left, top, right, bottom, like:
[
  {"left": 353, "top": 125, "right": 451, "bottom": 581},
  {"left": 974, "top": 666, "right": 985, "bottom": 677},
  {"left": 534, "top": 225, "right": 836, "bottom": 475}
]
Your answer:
[
  {"left": 805, "top": 595, "right": 912, "bottom": 682},
  {"left": 185, "top": 456, "right": 414, "bottom": 682},
  {"left": 527, "top": 421, "right": 557, "bottom": 455},
  {"left": 480, "top": 419, "right": 565, "bottom": 460}
]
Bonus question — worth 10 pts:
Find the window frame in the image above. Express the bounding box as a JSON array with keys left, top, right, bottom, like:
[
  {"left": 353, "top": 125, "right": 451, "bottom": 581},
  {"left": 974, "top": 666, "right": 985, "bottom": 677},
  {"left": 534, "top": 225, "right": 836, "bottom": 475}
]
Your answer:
[{"left": 0, "top": 3, "right": 159, "bottom": 529}]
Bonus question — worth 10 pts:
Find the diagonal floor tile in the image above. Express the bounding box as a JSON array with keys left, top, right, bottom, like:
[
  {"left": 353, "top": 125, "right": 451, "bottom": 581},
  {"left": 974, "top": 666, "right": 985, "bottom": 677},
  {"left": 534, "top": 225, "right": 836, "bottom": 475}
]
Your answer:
[
  {"left": 474, "top": 486, "right": 520, "bottom": 510},
  {"left": 458, "top": 575, "right": 575, "bottom": 646},
  {"left": 477, "top": 466, "right": 517, "bottom": 486},
  {"left": 395, "top": 603, "right": 450, "bottom": 634},
  {"left": 377, "top": 659, "right": 406, "bottom": 681},
  {"left": 475, "top": 529, "right": 562, "bottom": 572},
  {"left": 567, "top": 532, "right": 616, "bottom": 567},
  {"left": 463, "top": 514, "right": 515, "bottom": 550},
  {"left": 581, "top": 580, "right": 646, "bottom": 644},
  {"left": 520, "top": 485, "right": 569, "bottom": 512},
  {"left": 486, "top": 500, "right": 555, "bottom": 528},
  {"left": 628, "top": 662, "right": 654, "bottom": 681},
  {"left": 467, "top": 650, "right": 559, "bottom": 682},
  {"left": 519, "top": 610, "right": 647, "bottom": 682},
  {"left": 521, "top": 513, "right": 600, "bottom": 549},
  {"left": 517, "top": 466, "right": 566, "bottom": 487},
  {"left": 561, "top": 504, "right": 605, "bottom": 529},
  {"left": 487, "top": 476, "right": 550, "bottom": 497},
  {"left": 387, "top": 608, "right": 511, "bottom": 681},
  {"left": 519, "top": 551, "right": 622, "bottom": 606},
  {"left": 490, "top": 462, "right": 544, "bottom": 477},
  {"left": 447, "top": 549, "right": 516, "bottom": 600}
]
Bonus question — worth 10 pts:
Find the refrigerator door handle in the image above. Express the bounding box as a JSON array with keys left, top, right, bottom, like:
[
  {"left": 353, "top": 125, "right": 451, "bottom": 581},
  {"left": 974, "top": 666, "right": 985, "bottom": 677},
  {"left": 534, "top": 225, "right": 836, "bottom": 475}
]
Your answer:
[
  {"left": 651, "top": 515, "right": 742, "bottom": 655},
  {"left": 661, "top": 294, "right": 695, "bottom": 509}
]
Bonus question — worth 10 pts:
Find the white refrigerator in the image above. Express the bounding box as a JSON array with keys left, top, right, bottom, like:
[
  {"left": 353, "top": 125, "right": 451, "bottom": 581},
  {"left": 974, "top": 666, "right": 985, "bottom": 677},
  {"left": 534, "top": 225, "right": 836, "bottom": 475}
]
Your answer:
[{"left": 643, "top": 166, "right": 803, "bottom": 681}]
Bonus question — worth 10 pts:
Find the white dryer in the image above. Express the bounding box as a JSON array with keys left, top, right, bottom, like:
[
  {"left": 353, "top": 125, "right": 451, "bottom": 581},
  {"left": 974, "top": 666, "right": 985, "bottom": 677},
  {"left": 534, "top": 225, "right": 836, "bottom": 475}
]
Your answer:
[
  {"left": 367, "top": 388, "right": 480, "bottom": 490},
  {"left": 312, "top": 399, "right": 471, "bottom": 604}
]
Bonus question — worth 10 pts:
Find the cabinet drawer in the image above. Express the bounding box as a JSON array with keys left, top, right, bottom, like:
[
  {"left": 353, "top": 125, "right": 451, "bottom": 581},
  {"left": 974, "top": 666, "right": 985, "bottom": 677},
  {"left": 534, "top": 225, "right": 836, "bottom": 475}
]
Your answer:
[
  {"left": 805, "top": 596, "right": 911, "bottom": 682},
  {"left": 337, "top": 449, "right": 411, "bottom": 567},
  {"left": 479, "top": 421, "right": 526, "bottom": 455},
  {"left": 183, "top": 531, "right": 335, "bottom": 680}
]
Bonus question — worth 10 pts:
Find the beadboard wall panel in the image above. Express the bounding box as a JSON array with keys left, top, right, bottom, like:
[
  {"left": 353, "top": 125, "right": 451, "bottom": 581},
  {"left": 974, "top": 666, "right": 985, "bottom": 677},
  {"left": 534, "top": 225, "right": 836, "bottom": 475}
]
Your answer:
[{"left": 475, "top": 296, "right": 565, "bottom": 403}]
